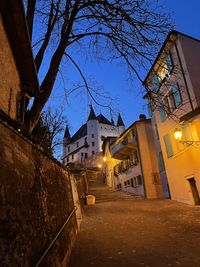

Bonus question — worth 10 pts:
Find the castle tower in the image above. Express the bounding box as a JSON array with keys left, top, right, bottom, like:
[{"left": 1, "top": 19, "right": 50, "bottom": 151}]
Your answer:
[{"left": 117, "top": 113, "right": 125, "bottom": 134}]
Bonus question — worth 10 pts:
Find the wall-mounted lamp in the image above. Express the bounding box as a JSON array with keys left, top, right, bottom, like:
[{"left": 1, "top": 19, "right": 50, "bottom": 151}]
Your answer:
[
  {"left": 174, "top": 128, "right": 200, "bottom": 146},
  {"left": 98, "top": 164, "right": 102, "bottom": 168},
  {"left": 103, "top": 156, "right": 107, "bottom": 162}
]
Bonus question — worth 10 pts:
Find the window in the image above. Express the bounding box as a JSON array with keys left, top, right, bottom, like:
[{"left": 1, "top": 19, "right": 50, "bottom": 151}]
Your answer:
[
  {"left": 158, "top": 152, "right": 165, "bottom": 172},
  {"left": 81, "top": 152, "right": 83, "bottom": 157},
  {"left": 166, "top": 52, "right": 173, "bottom": 74},
  {"left": 163, "top": 134, "right": 173, "bottom": 157},
  {"left": 92, "top": 142, "right": 95, "bottom": 147},
  {"left": 85, "top": 153, "right": 88, "bottom": 159},
  {"left": 77, "top": 142, "right": 79, "bottom": 148},
  {"left": 68, "top": 146, "right": 70, "bottom": 152},
  {"left": 171, "top": 83, "right": 182, "bottom": 108},
  {"left": 131, "top": 178, "right": 134, "bottom": 187},
  {"left": 151, "top": 74, "right": 160, "bottom": 92},
  {"left": 137, "top": 175, "right": 142, "bottom": 185},
  {"left": 67, "top": 157, "right": 69, "bottom": 162},
  {"left": 84, "top": 137, "right": 87, "bottom": 143},
  {"left": 91, "top": 134, "right": 94, "bottom": 138},
  {"left": 92, "top": 151, "right": 95, "bottom": 155},
  {"left": 72, "top": 154, "right": 74, "bottom": 160}
]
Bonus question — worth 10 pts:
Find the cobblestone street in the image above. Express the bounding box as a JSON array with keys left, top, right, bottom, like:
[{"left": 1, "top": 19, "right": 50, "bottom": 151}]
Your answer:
[{"left": 69, "top": 185, "right": 200, "bottom": 267}]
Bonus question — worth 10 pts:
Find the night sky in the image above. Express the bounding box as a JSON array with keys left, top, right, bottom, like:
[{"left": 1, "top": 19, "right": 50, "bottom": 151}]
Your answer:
[{"left": 43, "top": 0, "right": 200, "bottom": 136}]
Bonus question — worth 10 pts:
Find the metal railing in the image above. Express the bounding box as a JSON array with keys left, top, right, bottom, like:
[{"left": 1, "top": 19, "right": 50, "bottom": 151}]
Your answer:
[{"left": 35, "top": 206, "right": 77, "bottom": 267}]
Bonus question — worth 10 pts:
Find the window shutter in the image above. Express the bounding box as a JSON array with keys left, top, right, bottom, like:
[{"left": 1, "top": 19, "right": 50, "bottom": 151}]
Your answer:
[
  {"left": 152, "top": 74, "right": 160, "bottom": 92},
  {"left": 166, "top": 52, "right": 173, "bottom": 74},
  {"left": 172, "top": 83, "right": 182, "bottom": 107},
  {"left": 163, "top": 134, "right": 173, "bottom": 157},
  {"left": 159, "top": 104, "right": 166, "bottom": 122}
]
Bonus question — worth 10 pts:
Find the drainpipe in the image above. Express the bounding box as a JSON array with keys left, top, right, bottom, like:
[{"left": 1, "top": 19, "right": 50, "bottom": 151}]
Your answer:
[{"left": 174, "top": 42, "right": 194, "bottom": 111}]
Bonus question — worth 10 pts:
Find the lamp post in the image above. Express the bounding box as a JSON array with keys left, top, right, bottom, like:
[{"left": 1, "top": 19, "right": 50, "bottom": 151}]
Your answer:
[{"left": 174, "top": 128, "right": 200, "bottom": 146}]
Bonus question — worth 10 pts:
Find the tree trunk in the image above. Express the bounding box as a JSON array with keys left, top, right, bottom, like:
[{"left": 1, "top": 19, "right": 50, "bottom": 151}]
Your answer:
[{"left": 25, "top": 41, "right": 67, "bottom": 133}]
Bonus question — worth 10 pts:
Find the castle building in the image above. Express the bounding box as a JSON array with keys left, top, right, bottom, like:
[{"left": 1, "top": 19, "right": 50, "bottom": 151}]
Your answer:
[{"left": 63, "top": 106, "right": 125, "bottom": 165}]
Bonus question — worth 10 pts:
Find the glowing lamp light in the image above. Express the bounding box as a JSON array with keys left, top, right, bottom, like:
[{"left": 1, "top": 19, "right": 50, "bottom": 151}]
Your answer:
[
  {"left": 103, "top": 156, "right": 107, "bottom": 162},
  {"left": 174, "top": 129, "right": 182, "bottom": 141},
  {"left": 98, "top": 164, "right": 102, "bottom": 168}
]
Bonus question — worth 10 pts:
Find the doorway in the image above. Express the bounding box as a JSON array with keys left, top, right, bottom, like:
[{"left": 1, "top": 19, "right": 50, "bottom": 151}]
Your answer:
[{"left": 187, "top": 177, "right": 200, "bottom": 205}]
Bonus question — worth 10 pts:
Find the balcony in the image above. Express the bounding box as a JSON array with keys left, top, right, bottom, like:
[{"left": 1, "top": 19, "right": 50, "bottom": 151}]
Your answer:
[{"left": 110, "top": 135, "right": 137, "bottom": 160}]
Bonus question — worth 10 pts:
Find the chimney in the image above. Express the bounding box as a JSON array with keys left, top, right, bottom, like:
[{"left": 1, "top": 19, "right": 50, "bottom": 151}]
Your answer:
[{"left": 139, "top": 114, "right": 146, "bottom": 121}]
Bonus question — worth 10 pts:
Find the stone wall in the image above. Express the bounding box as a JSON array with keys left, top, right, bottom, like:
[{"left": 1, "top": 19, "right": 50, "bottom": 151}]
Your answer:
[{"left": 0, "top": 120, "right": 78, "bottom": 267}]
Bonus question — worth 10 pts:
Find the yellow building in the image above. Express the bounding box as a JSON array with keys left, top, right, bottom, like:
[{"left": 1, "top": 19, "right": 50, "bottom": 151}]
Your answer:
[
  {"left": 103, "top": 115, "right": 163, "bottom": 199},
  {"left": 144, "top": 31, "right": 200, "bottom": 205}
]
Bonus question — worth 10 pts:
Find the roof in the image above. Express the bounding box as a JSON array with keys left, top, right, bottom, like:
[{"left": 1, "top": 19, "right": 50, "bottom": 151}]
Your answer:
[
  {"left": 64, "top": 126, "right": 70, "bottom": 139},
  {"left": 96, "top": 114, "right": 112, "bottom": 125},
  {"left": 143, "top": 30, "right": 200, "bottom": 86},
  {"left": 117, "top": 113, "right": 125, "bottom": 126},
  {"left": 0, "top": 0, "right": 39, "bottom": 96},
  {"left": 87, "top": 106, "right": 96, "bottom": 121},
  {"left": 70, "top": 124, "right": 87, "bottom": 143}
]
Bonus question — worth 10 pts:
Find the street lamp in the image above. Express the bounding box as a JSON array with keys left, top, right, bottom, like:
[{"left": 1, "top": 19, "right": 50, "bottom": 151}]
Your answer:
[
  {"left": 103, "top": 156, "right": 107, "bottom": 162},
  {"left": 174, "top": 128, "right": 200, "bottom": 146}
]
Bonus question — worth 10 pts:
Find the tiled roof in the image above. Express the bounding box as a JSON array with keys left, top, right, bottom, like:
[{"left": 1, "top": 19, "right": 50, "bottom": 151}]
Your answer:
[
  {"left": 70, "top": 123, "right": 87, "bottom": 142},
  {"left": 96, "top": 114, "right": 112, "bottom": 125}
]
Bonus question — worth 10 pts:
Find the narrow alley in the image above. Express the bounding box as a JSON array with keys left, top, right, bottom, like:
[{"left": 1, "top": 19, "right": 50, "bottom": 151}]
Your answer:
[{"left": 69, "top": 181, "right": 200, "bottom": 267}]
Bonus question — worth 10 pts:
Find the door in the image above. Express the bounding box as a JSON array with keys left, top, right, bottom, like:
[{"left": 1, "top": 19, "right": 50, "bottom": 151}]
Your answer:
[{"left": 188, "top": 178, "right": 200, "bottom": 205}]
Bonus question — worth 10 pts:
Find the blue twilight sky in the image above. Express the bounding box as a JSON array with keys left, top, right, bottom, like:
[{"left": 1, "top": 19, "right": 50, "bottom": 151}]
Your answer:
[{"left": 44, "top": 0, "right": 200, "bottom": 137}]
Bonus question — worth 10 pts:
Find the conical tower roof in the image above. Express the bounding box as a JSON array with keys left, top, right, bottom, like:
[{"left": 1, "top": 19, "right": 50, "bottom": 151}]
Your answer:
[
  {"left": 87, "top": 105, "right": 96, "bottom": 121},
  {"left": 64, "top": 125, "right": 70, "bottom": 139},
  {"left": 117, "top": 113, "right": 125, "bottom": 127}
]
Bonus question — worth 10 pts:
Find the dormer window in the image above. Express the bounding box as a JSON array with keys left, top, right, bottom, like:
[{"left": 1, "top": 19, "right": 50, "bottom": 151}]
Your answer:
[
  {"left": 166, "top": 52, "right": 173, "bottom": 74},
  {"left": 151, "top": 74, "right": 160, "bottom": 92}
]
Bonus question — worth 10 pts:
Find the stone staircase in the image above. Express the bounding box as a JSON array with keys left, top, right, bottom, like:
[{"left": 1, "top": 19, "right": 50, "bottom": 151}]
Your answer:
[{"left": 88, "top": 183, "right": 142, "bottom": 204}]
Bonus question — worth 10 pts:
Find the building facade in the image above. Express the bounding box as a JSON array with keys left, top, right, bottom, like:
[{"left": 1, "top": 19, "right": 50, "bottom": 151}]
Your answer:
[
  {"left": 0, "top": 0, "right": 39, "bottom": 123},
  {"left": 144, "top": 30, "right": 200, "bottom": 205},
  {"left": 103, "top": 115, "right": 163, "bottom": 199},
  {"left": 63, "top": 106, "right": 125, "bottom": 165}
]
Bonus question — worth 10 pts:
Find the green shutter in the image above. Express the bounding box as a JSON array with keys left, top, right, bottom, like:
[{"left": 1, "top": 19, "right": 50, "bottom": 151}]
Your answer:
[
  {"left": 172, "top": 83, "right": 182, "bottom": 107},
  {"left": 152, "top": 74, "right": 160, "bottom": 92},
  {"left": 163, "top": 134, "right": 173, "bottom": 157},
  {"left": 166, "top": 52, "right": 173, "bottom": 74}
]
